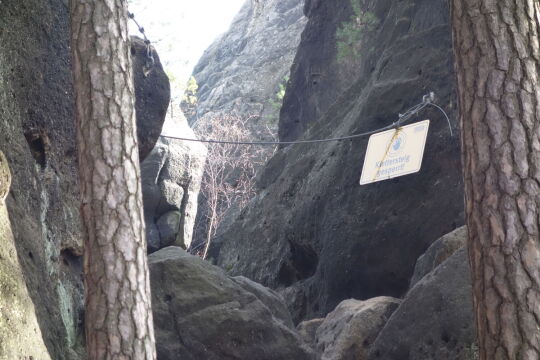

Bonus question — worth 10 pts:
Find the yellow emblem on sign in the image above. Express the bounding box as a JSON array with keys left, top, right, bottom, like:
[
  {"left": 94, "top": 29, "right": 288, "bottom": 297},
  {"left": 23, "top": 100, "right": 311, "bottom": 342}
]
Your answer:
[{"left": 360, "top": 120, "right": 430, "bottom": 185}]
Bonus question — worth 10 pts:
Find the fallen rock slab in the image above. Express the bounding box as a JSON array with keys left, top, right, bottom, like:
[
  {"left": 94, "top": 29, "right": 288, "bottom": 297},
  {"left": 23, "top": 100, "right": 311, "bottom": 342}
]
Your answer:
[
  {"left": 368, "top": 247, "right": 476, "bottom": 360},
  {"left": 131, "top": 36, "right": 171, "bottom": 161},
  {"left": 149, "top": 247, "right": 315, "bottom": 360},
  {"left": 409, "top": 226, "right": 467, "bottom": 288},
  {"left": 315, "top": 297, "right": 401, "bottom": 360}
]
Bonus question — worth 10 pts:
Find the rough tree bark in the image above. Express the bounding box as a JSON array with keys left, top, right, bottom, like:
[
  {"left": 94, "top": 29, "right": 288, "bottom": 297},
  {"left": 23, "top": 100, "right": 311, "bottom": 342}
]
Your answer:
[
  {"left": 450, "top": 1, "right": 540, "bottom": 359},
  {"left": 70, "top": 0, "right": 156, "bottom": 358}
]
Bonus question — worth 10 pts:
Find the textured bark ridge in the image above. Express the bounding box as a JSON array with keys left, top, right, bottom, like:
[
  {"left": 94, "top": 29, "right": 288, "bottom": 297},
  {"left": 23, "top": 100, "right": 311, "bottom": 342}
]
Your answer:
[
  {"left": 70, "top": 0, "right": 156, "bottom": 358},
  {"left": 451, "top": 1, "right": 540, "bottom": 359}
]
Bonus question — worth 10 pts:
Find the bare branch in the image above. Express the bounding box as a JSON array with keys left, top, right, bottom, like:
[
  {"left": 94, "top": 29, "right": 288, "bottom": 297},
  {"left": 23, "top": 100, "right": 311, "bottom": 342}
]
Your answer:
[{"left": 193, "top": 114, "right": 276, "bottom": 259}]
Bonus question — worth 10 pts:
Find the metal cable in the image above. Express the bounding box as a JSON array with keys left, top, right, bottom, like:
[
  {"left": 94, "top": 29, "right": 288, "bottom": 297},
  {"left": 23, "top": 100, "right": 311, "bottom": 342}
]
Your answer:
[
  {"left": 160, "top": 93, "right": 453, "bottom": 146},
  {"left": 127, "top": 11, "right": 155, "bottom": 68},
  {"left": 426, "top": 102, "right": 453, "bottom": 137}
]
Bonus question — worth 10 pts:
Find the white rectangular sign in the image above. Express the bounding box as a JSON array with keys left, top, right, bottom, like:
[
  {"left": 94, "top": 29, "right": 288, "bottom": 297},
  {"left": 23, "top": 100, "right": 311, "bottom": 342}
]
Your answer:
[{"left": 360, "top": 120, "right": 430, "bottom": 185}]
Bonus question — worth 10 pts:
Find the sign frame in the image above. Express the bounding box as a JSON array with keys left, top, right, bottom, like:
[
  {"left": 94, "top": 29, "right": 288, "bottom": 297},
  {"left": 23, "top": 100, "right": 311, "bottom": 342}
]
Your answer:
[{"left": 359, "top": 120, "right": 430, "bottom": 185}]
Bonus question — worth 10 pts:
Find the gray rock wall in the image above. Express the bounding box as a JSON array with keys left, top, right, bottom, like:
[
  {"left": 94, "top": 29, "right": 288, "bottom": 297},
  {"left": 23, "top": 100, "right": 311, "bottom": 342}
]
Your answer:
[
  {"left": 278, "top": 0, "right": 365, "bottom": 141},
  {"left": 295, "top": 228, "right": 474, "bottom": 360},
  {"left": 215, "top": 0, "right": 464, "bottom": 321},
  {"left": 0, "top": 153, "right": 52, "bottom": 359},
  {"left": 189, "top": 0, "right": 306, "bottom": 131},
  {"left": 0, "top": 1, "right": 85, "bottom": 357}
]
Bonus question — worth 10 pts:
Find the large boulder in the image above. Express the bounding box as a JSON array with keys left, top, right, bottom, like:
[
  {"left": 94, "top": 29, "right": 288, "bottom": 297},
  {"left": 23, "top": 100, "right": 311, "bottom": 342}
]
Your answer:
[
  {"left": 131, "top": 36, "right": 171, "bottom": 161},
  {"left": 314, "top": 297, "right": 401, "bottom": 360},
  {"left": 409, "top": 226, "right": 467, "bottom": 288},
  {"left": 368, "top": 247, "right": 476, "bottom": 360},
  {"left": 214, "top": 0, "right": 464, "bottom": 321},
  {"left": 149, "top": 247, "right": 315, "bottom": 360},
  {"left": 141, "top": 118, "right": 207, "bottom": 252},
  {"left": 231, "top": 275, "right": 295, "bottom": 328}
]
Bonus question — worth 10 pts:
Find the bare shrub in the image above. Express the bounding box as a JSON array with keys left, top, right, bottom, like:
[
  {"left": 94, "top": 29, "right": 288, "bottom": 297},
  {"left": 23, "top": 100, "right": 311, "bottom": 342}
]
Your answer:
[{"left": 192, "top": 115, "right": 276, "bottom": 259}]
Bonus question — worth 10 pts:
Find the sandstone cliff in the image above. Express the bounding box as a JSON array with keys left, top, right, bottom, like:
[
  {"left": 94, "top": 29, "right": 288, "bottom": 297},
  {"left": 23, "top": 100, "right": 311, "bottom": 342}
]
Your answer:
[
  {"left": 214, "top": 0, "right": 465, "bottom": 321},
  {"left": 0, "top": 2, "right": 85, "bottom": 357},
  {"left": 188, "top": 0, "right": 307, "bottom": 132}
]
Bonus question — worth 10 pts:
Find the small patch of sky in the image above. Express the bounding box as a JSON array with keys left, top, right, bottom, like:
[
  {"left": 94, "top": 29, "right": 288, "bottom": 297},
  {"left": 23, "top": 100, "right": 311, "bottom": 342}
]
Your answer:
[{"left": 127, "top": 0, "right": 245, "bottom": 99}]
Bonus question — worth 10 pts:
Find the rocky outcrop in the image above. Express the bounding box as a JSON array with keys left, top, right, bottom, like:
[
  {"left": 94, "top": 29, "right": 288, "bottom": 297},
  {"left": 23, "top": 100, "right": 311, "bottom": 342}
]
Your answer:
[
  {"left": 314, "top": 297, "right": 401, "bottom": 360},
  {"left": 0, "top": 2, "right": 86, "bottom": 357},
  {"left": 0, "top": 153, "right": 51, "bottom": 359},
  {"left": 131, "top": 36, "right": 171, "bottom": 161},
  {"left": 142, "top": 118, "right": 207, "bottom": 252},
  {"left": 214, "top": 0, "right": 464, "bottom": 321},
  {"left": 368, "top": 248, "right": 475, "bottom": 360},
  {"left": 189, "top": 0, "right": 306, "bottom": 130},
  {"left": 279, "top": 0, "right": 365, "bottom": 142},
  {"left": 149, "top": 247, "right": 315, "bottom": 360},
  {"left": 231, "top": 275, "right": 295, "bottom": 328},
  {"left": 292, "top": 229, "right": 473, "bottom": 360},
  {"left": 409, "top": 226, "right": 467, "bottom": 288}
]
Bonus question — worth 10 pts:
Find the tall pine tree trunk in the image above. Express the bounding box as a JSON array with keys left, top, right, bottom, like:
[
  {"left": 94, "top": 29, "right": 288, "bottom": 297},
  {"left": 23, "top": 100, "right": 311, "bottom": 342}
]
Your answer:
[
  {"left": 70, "top": 0, "right": 156, "bottom": 358},
  {"left": 450, "top": 1, "right": 540, "bottom": 359}
]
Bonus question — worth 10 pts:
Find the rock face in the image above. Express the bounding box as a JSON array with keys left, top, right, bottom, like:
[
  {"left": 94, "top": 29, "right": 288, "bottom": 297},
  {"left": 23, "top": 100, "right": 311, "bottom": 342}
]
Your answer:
[
  {"left": 279, "top": 0, "right": 365, "bottom": 142},
  {"left": 409, "top": 226, "right": 467, "bottom": 288},
  {"left": 141, "top": 119, "right": 207, "bottom": 252},
  {"left": 189, "top": 0, "right": 306, "bottom": 129},
  {"left": 231, "top": 275, "right": 295, "bottom": 329},
  {"left": 314, "top": 297, "right": 401, "bottom": 360},
  {"left": 131, "top": 36, "right": 171, "bottom": 161},
  {"left": 368, "top": 248, "right": 475, "bottom": 360},
  {"left": 0, "top": 155, "right": 51, "bottom": 359},
  {"left": 149, "top": 247, "right": 315, "bottom": 360},
  {"left": 215, "top": 0, "right": 464, "bottom": 321},
  {"left": 0, "top": 2, "right": 86, "bottom": 358},
  {"left": 297, "top": 318, "right": 324, "bottom": 350}
]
